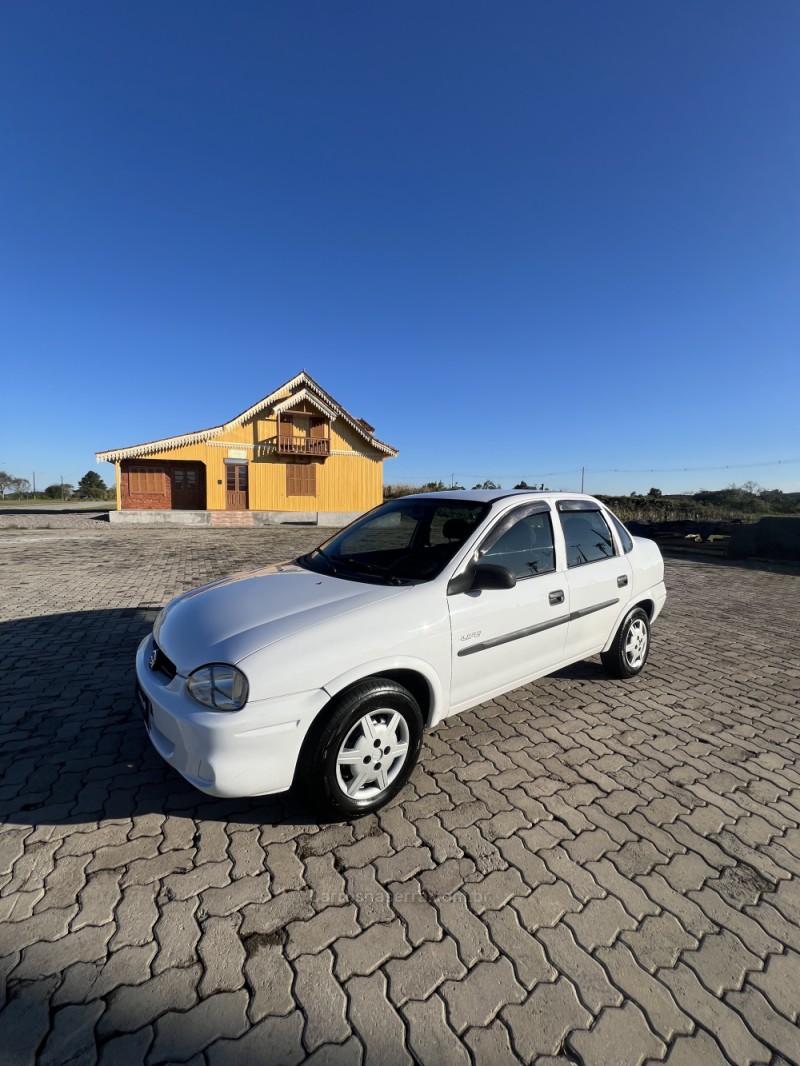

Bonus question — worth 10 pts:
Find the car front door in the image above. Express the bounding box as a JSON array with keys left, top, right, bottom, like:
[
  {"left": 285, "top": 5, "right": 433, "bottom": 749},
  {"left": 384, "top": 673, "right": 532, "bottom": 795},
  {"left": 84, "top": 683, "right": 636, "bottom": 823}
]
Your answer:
[
  {"left": 556, "top": 502, "right": 633, "bottom": 658},
  {"left": 447, "top": 504, "right": 570, "bottom": 712}
]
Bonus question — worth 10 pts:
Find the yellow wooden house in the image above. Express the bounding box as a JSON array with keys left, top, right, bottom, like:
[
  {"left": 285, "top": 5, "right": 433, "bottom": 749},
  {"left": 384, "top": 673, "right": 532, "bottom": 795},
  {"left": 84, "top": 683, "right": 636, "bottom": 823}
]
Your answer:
[{"left": 96, "top": 371, "right": 397, "bottom": 523}]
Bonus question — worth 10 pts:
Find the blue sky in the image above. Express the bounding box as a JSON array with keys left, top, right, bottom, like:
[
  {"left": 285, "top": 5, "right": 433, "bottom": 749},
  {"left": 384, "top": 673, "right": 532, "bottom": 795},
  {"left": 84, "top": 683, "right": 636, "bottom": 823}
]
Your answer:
[{"left": 2, "top": 1, "right": 798, "bottom": 496}]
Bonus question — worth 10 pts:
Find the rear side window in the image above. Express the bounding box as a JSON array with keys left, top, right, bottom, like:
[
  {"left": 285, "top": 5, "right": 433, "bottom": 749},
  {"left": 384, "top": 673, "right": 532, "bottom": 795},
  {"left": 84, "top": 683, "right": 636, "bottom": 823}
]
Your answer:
[
  {"left": 607, "top": 511, "right": 634, "bottom": 553},
  {"left": 480, "top": 511, "right": 556, "bottom": 579},
  {"left": 559, "top": 510, "right": 616, "bottom": 567}
]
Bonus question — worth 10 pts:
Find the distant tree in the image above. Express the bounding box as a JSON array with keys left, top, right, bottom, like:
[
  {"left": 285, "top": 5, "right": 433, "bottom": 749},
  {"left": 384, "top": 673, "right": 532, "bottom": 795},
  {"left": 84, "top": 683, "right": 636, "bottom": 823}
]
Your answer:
[
  {"left": 419, "top": 480, "right": 448, "bottom": 493},
  {"left": 472, "top": 480, "right": 501, "bottom": 490},
  {"left": 76, "top": 470, "right": 107, "bottom": 498},
  {"left": 11, "top": 477, "right": 31, "bottom": 499},
  {"left": 44, "top": 483, "right": 74, "bottom": 500},
  {"left": 647, "top": 487, "right": 662, "bottom": 498},
  {"left": 0, "top": 471, "right": 13, "bottom": 499},
  {"left": 514, "top": 481, "right": 532, "bottom": 490}
]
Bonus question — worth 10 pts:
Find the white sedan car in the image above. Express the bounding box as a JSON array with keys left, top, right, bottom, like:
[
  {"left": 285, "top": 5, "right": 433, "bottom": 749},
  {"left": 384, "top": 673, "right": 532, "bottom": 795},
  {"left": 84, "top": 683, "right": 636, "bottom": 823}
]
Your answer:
[{"left": 136, "top": 490, "right": 666, "bottom": 817}]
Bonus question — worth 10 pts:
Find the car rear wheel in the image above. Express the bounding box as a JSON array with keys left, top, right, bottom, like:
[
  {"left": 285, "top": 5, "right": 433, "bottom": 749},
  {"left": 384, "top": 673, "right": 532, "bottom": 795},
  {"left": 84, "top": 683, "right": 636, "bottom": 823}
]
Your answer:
[
  {"left": 299, "top": 678, "right": 424, "bottom": 819},
  {"left": 601, "top": 607, "right": 651, "bottom": 678}
]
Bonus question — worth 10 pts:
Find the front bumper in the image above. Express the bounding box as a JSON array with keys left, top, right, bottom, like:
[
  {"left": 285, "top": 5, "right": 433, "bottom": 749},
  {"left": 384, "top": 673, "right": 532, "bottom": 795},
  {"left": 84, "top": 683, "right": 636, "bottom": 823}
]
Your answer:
[{"left": 135, "top": 635, "right": 329, "bottom": 797}]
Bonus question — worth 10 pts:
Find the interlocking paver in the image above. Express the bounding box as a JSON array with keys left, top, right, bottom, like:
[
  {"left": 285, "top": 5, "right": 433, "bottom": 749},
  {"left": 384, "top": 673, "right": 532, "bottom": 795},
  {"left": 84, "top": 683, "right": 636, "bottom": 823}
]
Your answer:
[
  {"left": 294, "top": 949, "right": 350, "bottom": 1050},
  {"left": 333, "top": 920, "right": 411, "bottom": 980},
  {"left": 563, "top": 894, "right": 637, "bottom": 950},
  {"left": 150, "top": 989, "right": 249, "bottom": 1064},
  {"left": 464, "top": 1018, "right": 522, "bottom": 1066},
  {"left": 513, "top": 876, "right": 582, "bottom": 930},
  {"left": 98, "top": 964, "right": 201, "bottom": 1035},
  {"left": 285, "top": 903, "right": 360, "bottom": 960},
  {"left": 386, "top": 877, "right": 442, "bottom": 946},
  {"left": 0, "top": 975, "right": 59, "bottom": 1066},
  {"left": 53, "top": 942, "right": 156, "bottom": 1005},
  {"left": 596, "top": 941, "right": 692, "bottom": 1042},
  {"left": 347, "top": 971, "right": 412, "bottom": 1066},
  {"left": 620, "top": 912, "right": 699, "bottom": 974},
  {"left": 2, "top": 527, "right": 800, "bottom": 1066},
  {"left": 681, "top": 927, "right": 763, "bottom": 995},
  {"left": 38, "top": 1000, "right": 104, "bottom": 1066},
  {"left": 658, "top": 1030, "right": 729, "bottom": 1066},
  {"left": 108, "top": 883, "right": 159, "bottom": 950},
  {"left": 384, "top": 935, "right": 466, "bottom": 1005},
  {"left": 96, "top": 1028, "right": 154, "bottom": 1066},
  {"left": 537, "top": 924, "right": 623, "bottom": 1013},
  {"left": 198, "top": 914, "right": 247, "bottom": 996},
  {"left": 749, "top": 948, "right": 800, "bottom": 1021},
  {"left": 440, "top": 956, "right": 525, "bottom": 1033},
  {"left": 304, "top": 1036, "right": 364, "bottom": 1066},
  {"left": 483, "top": 906, "right": 556, "bottom": 988},
  {"left": 540, "top": 845, "right": 606, "bottom": 903},
  {"left": 12, "top": 923, "right": 114, "bottom": 980},
  {"left": 433, "top": 891, "right": 497, "bottom": 966},
  {"left": 402, "top": 993, "right": 471, "bottom": 1065},
  {"left": 243, "top": 932, "right": 295, "bottom": 1021},
  {"left": 726, "top": 985, "right": 800, "bottom": 1063},
  {"left": 569, "top": 1001, "right": 666, "bottom": 1066},
  {"left": 152, "top": 898, "right": 202, "bottom": 974},
  {"left": 502, "top": 976, "right": 592, "bottom": 1061},
  {"left": 659, "top": 964, "right": 770, "bottom": 1064}
]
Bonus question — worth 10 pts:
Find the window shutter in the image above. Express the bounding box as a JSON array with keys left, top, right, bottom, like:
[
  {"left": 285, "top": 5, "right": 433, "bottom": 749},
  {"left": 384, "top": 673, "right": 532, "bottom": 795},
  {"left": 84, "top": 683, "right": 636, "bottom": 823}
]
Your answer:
[{"left": 286, "top": 463, "right": 316, "bottom": 496}]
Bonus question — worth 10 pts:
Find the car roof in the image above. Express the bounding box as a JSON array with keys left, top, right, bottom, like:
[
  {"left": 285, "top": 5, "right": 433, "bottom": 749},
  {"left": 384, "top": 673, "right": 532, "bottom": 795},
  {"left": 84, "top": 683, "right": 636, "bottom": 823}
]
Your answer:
[{"left": 404, "top": 489, "right": 600, "bottom": 505}]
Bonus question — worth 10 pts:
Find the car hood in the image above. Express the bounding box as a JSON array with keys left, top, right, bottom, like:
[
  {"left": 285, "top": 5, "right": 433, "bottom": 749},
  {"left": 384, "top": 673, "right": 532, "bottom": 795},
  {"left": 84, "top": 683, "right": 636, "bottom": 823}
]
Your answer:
[{"left": 154, "top": 561, "right": 406, "bottom": 673}]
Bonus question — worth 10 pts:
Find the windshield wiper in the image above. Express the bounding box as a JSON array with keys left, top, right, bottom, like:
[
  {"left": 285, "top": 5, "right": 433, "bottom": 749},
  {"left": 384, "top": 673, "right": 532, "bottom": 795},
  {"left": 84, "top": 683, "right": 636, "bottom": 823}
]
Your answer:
[
  {"left": 333, "top": 556, "right": 387, "bottom": 576},
  {"left": 332, "top": 556, "right": 409, "bottom": 586}
]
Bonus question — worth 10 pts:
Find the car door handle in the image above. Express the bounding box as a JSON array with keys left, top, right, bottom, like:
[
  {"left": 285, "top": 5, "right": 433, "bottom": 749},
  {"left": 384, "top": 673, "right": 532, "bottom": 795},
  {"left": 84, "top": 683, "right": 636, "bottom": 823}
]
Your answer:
[
  {"left": 549, "top": 590, "right": 565, "bottom": 605},
  {"left": 617, "top": 575, "right": 628, "bottom": 588}
]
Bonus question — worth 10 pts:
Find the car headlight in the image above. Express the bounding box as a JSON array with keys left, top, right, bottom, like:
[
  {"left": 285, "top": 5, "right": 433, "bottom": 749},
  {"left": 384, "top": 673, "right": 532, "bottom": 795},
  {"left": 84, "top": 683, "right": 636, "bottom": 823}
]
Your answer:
[{"left": 186, "top": 664, "right": 249, "bottom": 711}]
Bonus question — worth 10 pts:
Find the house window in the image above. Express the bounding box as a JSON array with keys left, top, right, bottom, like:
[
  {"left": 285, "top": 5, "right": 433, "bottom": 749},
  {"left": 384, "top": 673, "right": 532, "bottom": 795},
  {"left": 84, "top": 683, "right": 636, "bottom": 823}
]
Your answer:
[
  {"left": 286, "top": 462, "right": 316, "bottom": 497},
  {"left": 173, "top": 469, "right": 197, "bottom": 490},
  {"left": 129, "top": 467, "right": 166, "bottom": 494}
]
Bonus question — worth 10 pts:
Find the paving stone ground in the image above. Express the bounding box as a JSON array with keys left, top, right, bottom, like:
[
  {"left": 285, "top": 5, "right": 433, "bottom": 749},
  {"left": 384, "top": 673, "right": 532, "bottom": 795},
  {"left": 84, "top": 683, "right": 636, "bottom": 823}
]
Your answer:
[{"left": 1, "top": 525, "right": 799, "bottom": 1066}]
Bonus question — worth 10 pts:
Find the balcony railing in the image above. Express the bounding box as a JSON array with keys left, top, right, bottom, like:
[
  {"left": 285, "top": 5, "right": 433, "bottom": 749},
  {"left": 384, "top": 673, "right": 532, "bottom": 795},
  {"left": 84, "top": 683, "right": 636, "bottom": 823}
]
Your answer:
[{"left": 268, "top": 435, "right": 330, "bottom": 457}]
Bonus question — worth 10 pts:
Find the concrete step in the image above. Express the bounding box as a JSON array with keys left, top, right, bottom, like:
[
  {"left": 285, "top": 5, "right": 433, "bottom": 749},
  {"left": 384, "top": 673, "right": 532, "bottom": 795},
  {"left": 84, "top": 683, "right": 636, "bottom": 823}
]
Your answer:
[{"left": 210, "top": 512, "right": 256, "bottom": 528}]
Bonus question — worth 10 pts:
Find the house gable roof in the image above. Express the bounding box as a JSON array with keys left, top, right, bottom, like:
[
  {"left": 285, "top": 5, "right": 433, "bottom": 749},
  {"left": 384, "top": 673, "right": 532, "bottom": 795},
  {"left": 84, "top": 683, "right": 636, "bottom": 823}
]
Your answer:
[{"left": 96, "top": 371, "right": 398, "bottom": 463}]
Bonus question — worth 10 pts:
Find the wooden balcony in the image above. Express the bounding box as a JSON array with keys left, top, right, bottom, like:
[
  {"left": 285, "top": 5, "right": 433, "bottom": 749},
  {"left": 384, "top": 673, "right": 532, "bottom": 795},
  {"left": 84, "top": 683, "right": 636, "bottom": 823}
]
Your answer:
[{"left": 269, "top": 435, "right": 330, "bottom": 457}]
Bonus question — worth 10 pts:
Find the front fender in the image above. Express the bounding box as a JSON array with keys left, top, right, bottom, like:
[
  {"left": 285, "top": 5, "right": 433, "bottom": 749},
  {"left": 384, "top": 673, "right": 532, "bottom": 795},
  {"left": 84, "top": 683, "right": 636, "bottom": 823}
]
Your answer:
[{"left": 322, "top": 655, "right": 447, "bottom": 727}]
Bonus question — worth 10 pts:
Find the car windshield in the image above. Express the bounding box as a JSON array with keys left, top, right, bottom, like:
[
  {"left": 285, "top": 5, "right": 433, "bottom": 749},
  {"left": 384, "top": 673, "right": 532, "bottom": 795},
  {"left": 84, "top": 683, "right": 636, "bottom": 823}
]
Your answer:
[{"left": 298, "top": 498, "right": 490, "bottom": 584}]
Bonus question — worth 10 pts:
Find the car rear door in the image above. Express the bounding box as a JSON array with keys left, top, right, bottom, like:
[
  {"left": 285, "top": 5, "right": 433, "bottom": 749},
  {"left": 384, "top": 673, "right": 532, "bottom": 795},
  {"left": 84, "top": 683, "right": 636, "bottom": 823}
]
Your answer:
[
  {"left": 556, "top": 501, "right": 633, "bottom": 659},
  {"left": 448, "top": 503, "right": 570, "bottom": 712}
]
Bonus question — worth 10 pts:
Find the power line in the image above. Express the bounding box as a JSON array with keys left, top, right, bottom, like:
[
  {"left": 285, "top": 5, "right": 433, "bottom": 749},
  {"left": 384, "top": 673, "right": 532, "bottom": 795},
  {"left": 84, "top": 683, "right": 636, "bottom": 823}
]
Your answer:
[
  {"left": 388, "top": 458, "right": 800, "bottom": 481},
  {"left": 588, "top": 458, "right": 800, "bottom": 474}
]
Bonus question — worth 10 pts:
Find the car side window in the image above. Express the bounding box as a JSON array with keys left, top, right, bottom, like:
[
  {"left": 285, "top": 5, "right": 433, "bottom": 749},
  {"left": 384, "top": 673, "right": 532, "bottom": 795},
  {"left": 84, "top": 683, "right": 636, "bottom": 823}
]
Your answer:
[
  {"left": 559, "top": 510, "right": 616, "bottom": 567},
  {"left": 607, "top": 511, "right": 634, "bottom": 553},
  {"left": 480, "top": 512, "right": 556, "bottom": 579}
]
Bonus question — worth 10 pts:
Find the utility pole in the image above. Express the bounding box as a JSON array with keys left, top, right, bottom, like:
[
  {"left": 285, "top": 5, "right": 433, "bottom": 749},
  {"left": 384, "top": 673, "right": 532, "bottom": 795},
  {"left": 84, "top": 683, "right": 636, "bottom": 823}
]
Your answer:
[
  {"left": 580, "top": 467, "right": 585, "bottom": 493},
  {"left": 32, "top": 471, "right": 36, "bottom": 498}
]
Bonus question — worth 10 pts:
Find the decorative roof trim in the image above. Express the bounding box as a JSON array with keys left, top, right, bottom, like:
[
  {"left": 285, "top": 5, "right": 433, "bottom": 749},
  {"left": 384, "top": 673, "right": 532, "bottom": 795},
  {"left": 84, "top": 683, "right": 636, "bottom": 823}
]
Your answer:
[
  {"left": 273, "top": 389, "right": 338, "bottom": 420},
  {"left": 96, "top": 370, "right": 398, "bottom": 462}
]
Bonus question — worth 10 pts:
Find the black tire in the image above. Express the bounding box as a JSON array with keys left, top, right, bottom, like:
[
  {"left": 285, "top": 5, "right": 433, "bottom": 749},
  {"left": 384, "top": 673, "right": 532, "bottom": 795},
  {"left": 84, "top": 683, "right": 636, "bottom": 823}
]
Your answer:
[
  {"left": 601, "top": 607, "right": 651, "bottom": 679},
  {"left": 298, "top": 678, "right": 424, "bottom": 819}
]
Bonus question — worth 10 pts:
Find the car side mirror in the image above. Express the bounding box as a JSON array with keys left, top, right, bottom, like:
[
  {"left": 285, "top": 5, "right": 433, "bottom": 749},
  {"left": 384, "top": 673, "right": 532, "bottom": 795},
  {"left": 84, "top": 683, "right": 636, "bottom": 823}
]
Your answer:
[{"left": 447, "top": 563, "right": 516, "bottom": 595}]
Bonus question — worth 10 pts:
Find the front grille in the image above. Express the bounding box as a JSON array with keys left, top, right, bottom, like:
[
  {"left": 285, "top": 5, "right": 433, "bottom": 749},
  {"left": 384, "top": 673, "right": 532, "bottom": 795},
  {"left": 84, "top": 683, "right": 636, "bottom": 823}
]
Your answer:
[{"left": 150, "top": 641, "right": 177, "bottom": 681}]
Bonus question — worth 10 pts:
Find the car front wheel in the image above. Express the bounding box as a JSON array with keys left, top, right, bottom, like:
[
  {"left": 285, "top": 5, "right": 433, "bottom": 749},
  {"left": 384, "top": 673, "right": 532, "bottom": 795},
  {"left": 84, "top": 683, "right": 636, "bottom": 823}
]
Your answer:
[
  {"left": 601, "top": 607, "right": 651, "bottom": 678},
  {"left": 299, "top": 678, "right": 424, "bottom": 819}
]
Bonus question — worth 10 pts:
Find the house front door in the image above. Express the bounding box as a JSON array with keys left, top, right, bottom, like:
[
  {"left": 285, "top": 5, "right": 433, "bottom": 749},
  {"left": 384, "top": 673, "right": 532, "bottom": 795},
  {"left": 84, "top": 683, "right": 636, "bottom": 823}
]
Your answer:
[{"left": 226, "top": 464, "right": 248, "bottom": 511}]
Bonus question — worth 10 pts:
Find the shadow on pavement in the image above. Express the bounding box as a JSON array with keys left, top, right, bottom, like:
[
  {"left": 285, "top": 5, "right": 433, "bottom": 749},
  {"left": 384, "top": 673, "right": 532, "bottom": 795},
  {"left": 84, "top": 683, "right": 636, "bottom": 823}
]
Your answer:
[{"left": 0, "top": 609, "right": 321, "bottom": 830}]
